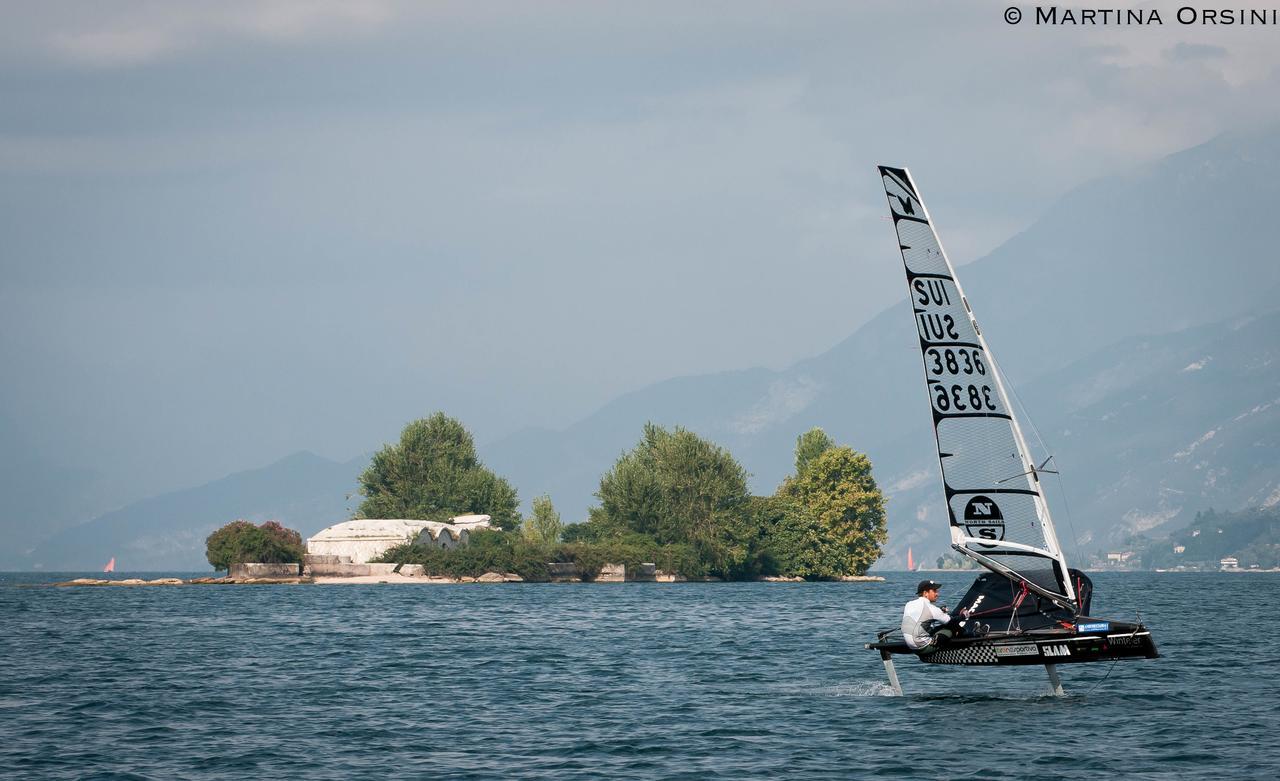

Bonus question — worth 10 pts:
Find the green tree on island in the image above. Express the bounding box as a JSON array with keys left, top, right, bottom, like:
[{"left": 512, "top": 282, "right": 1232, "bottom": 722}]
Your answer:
[
  {"left": 776, "top": 443, "right": 886, "bottom": 576},
  {"left": 374, "top": 422, "right": 885, "bottom": 582},
  {"left": 763, "top": 501, "right": 849, "bottom": 579},
  {"left": 205, "top": 519, "right": 305, "bottom": 571},
  {"left": 522, "top": 494, "right": 564, "bottom": 546},
  {"left": 793, "top": 426, "right": 835, "bottom": 475},
  {"left": 356, "top": 413, "right": 520, "bottom": 530},
  {"left": 587, "top": 423, "right": 757, "bottom": 577}
]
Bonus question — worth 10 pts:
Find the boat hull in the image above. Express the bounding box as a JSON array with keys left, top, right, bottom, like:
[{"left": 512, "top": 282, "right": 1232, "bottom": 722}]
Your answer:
[{"left": 866, "top": 624, "right": 1158, "bottom": 666}]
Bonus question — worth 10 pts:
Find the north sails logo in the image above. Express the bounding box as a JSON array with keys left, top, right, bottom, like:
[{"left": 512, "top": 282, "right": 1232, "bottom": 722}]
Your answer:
[
  {"left": 963, "top": 495, "right": 1005, "bottom": 545},
  {"left": 970, "top": 500, "right": 995, "bottom": 516}
]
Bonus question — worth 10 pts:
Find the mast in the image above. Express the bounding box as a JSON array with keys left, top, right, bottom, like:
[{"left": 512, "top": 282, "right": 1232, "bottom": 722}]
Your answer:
[
  {"left": 980, "top": 327, "right": 1074, "bottom": 596},
  {"left": 878, "top": 165, "right": 1076, "bottom": 608}
]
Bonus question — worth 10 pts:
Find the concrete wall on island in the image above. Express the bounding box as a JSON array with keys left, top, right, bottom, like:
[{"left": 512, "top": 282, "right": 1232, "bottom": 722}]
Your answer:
[
  {"left": 546, "top": 562, "right": 683, "bottom": 582},
  {"left": 306, "top": 516, "right": 492, "bottom": 563},
  {"left": 229, "top": 562, "right": 301, "bottom": 579},
  {"left": 596, "top": 563, "right": 626, "bottom": 582},
  {"left": 547, "top": 562, "right": 579, "bottom": 581},
  {"left": 629, "top": 563, "right": 657, "bottom": 581},
  {"left": 303, "top": 554, "right": 397, "bottom": 577}
]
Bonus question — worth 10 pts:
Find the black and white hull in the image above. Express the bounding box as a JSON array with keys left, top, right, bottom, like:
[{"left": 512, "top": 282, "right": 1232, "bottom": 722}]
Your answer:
[{"left": 866, "top": 620, "right": 1159, "bottom": 666}]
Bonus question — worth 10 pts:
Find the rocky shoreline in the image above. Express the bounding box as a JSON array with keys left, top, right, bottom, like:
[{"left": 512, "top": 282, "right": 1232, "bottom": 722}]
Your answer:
[
  {"left": 53, "top": 573, "right": 886, "bottom": 587},
  {"left": 55, "top": 576, "right": 312, "bottom": 586}
]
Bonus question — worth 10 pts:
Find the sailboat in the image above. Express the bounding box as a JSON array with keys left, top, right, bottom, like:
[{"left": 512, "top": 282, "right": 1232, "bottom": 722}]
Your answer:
[
  {"left": 865, "top": 166, "right": 1157, "bottom": 695},
  {"left": 906, "top": 547, "right": 915, "bottom": 572},
  {"left": 103, "top": 557, "right": 115, "bottom": 573}
]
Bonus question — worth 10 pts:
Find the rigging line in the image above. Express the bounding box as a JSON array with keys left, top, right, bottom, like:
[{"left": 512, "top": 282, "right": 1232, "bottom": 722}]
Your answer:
[
  {"left": 1083, "top": 658, "right": 1121, "bottom": 696},
  {"left": 1052, "top": 470, "right": 1082, "bottom": 567},
  {"left": 985, "top": 347, "right": 1052, "bottom": 461},
  {"left": 984, "top": 347, "right": 1085, "bottom": 565}
]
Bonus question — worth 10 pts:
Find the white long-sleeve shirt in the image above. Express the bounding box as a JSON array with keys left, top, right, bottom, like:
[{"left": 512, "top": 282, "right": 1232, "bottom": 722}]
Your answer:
[{"left": 902, "top": 596, "right": 952, "bottom": 649}]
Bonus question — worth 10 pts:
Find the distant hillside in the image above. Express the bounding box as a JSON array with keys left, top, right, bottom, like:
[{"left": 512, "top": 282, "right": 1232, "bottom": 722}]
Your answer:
[
  {"left": 880, "top": 309, "right": 1280, "bottom": 562},
  {"left": 1136, "top": 507, "right": 1280, "bottom": 569},
  {"left": 24, "top": 451, "right": 365, "bottom": 571},
  {"left": 485, "top": 130, "right": 1280, "bottom": 567},
  {"left": 16, "top": 131, "right": 1280, "bottom": 572},
  {"left": 1029, "top": 312, "right": 1280, "bottom": 542},
  {"left": 0, "top": 412, "right": 119, "bottom": 568}
]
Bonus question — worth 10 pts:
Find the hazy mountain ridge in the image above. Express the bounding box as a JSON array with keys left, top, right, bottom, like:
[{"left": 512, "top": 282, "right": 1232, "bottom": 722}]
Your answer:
[
  {"left": 878, "top": 309, "right": 1280, "bottom": 565},
  {"left": 1045, "top": 311, "right": 1280, "bottom": 542},
  {"left": 12, "top": 131, "right": 1280, "bottom": 571},
  {"left": 24, "top": 451, "right": 365, "bottom": 571},
  {"left": 486, "top": 129, "right": 1280, "bottom": 562},
  {"left": 36, "top": 305, "right": 1272, "bottom": 573},
  {"left": 0, "top": 413, "right": 116, "bottom": 568},
  {"left": 1129, "top": 506, "right": 1280, "bottom": 569}
]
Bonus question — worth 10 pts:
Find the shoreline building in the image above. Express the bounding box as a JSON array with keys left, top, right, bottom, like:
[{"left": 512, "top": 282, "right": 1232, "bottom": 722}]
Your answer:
[{"left": 305, "top": 515, "right": 492, "bottom": 565}]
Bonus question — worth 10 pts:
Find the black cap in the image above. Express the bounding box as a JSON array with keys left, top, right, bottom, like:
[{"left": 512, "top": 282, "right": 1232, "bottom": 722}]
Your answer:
[{"left": 916, "top": 579, "right": 942, "bottom": 594}]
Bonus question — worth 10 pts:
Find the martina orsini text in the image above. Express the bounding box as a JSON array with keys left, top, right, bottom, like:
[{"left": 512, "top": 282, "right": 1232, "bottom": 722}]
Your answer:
[{"left": 1020, "top": 7, "right": 1280, "bottom": 25}]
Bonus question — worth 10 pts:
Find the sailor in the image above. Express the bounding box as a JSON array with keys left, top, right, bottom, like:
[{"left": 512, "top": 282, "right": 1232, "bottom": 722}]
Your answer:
[{"left": 902, "top": 579, "right": 954, "bottom": 651}]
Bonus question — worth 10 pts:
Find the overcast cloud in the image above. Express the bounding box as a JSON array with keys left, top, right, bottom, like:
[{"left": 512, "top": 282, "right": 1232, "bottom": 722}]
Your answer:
[{"left": 3, "top": 1, "right": 1280, "bottom": 503}]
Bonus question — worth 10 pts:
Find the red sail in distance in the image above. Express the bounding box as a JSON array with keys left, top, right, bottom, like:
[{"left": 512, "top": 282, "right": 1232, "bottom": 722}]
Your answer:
[
  {"left": 907, "top": 548, "right": 915, "bottom": 572},
  {"left": 103, "top": 557, "right": 115, "bottom": 573}
]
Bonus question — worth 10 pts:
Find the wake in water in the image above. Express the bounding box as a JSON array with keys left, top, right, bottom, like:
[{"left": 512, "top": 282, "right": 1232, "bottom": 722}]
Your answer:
[
  {"left": 823, "top": 681, "right": 900, "bottom": 697},
  {"left": 766, "top": 680, "right": 900, "bottom": 698},
  {"left": 769, "top": 679, "right": 1078, "bottom": 700}
]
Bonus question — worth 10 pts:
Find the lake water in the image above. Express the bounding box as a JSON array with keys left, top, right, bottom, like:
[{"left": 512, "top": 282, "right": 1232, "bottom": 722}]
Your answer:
[{"left": 2, "top": 571, "right": 1276, "bottom": 780}]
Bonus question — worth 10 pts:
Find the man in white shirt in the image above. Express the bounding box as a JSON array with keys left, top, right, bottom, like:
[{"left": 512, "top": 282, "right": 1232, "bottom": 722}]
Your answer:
[{"left": 902, "top": 579, "right": 953, "bottom": 651}]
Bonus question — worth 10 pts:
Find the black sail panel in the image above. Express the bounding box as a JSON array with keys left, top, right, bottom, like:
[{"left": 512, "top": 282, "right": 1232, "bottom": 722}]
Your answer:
[{"left": 879, "top": 166, "right": 1074, "bottom": 604}]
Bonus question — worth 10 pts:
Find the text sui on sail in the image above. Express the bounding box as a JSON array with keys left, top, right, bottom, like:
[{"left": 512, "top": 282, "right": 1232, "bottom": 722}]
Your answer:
[{"left": 912, "top": 277, "right": 1000, "bottom": 416}]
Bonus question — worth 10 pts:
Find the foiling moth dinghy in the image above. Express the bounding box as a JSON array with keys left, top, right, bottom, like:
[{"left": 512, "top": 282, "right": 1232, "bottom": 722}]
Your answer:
[{"left": 864, "top": 166, "right": 1158, "bottom": 696}]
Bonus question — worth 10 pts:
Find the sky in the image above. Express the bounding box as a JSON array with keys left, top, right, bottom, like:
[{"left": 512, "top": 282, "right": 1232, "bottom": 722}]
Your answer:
[{"left": 4, "top": 0, "right": 1280, "bottom": 506}]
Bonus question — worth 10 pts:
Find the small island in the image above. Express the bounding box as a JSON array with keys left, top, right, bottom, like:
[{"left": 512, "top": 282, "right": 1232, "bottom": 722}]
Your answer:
[{"left": 60, "top": 414, "right": 890, "bottom": 586}]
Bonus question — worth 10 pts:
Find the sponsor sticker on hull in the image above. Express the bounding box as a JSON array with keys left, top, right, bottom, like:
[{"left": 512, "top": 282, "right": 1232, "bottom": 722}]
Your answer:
[
  {"left": 994, "top": 643, "right": 1039, "bottom": 657},
  {"left": 1041, "top": 644, "right": 1071, "bottom": 658},
  {"left": 1108, "top": 634, "right": 1144, "bottom": 647},
  {"left": 1076, "top": 622, "right": 1110, "bottom": 633}
]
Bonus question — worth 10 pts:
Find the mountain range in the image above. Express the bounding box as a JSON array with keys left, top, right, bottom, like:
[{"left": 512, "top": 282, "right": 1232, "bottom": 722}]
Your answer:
[
  {"left": 9, "top": 129, "right": 1280, "bottom": 571},
  {"left": 20, "top": 452, "right": 364, "bottom": 571},
  {"left": 484, "top": 130, "right": 1280, "bottom": 563}
]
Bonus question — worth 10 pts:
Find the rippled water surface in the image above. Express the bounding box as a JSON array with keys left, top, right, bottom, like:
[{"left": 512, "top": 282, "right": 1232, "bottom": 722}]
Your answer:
[{"left": 2, "top": 571, "right": 1277, "bottom": 780}]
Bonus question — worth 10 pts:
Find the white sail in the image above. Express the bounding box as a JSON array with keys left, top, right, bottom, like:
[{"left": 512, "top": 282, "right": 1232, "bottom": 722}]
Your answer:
[{"left": 878, "top": 166, "right": 1076, "bottom": 606}]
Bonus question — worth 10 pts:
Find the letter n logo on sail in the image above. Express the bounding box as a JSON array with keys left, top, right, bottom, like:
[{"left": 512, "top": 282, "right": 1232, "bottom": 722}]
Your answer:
[{"left": 963, "top": 495, "right": 1005, "bottom": 546}]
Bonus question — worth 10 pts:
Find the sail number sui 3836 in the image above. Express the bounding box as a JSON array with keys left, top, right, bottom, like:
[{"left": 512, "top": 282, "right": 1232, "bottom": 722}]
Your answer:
[
  {"left": 913, "top": 276, "right": 999, "bottom": 416},
  {"left": 933, "top": 382, "right": 996, "bottom": 412},
  {"left": 927, "top": 348, "right": 996, "bottom": 412}
]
